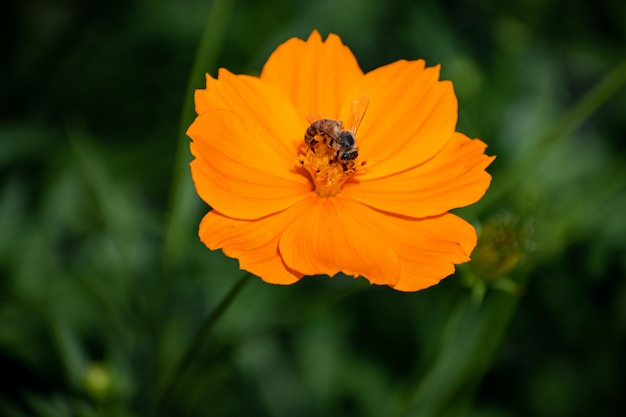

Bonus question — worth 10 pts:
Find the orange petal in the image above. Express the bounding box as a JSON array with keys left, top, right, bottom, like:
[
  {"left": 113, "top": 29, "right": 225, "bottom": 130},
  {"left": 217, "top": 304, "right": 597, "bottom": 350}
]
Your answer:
[
  {"left": 260, "top": 30, "right": 364, "bottom": 119},
  {"left": 199, "top": 206, "right": 311, "bottom": 285},
  {"left": 189, "top": 109, "right": 312, "bottom": 219},
  {"left": 194, "top": 69, "right": 306, "bottom": 159},
  {"left": 384, "top": 211, "right": 478, "bottom": 292},
  {"left": 279, "top": 195, "right": 401, "bottom": 286},
  {"left": 345, "top": 132, "right": 494, "bottom": 218},
  {"left": 279, "top": 196, "right": 476, "bottom": 291},
  {"left": 338, "top": 59, "right": 458, "bottom": 179}
]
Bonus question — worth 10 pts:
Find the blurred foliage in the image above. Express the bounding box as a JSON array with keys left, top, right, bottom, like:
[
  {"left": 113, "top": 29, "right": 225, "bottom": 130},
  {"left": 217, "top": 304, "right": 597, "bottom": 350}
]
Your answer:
[{"left": 2, "top": 0, "right": 626, "bottom": 416}]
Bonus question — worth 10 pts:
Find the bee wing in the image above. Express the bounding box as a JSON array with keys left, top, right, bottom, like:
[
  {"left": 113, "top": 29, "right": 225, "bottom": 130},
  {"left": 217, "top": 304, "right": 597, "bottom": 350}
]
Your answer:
[{"left": 350, "top": 95, "right": 369, "bottom": 135}]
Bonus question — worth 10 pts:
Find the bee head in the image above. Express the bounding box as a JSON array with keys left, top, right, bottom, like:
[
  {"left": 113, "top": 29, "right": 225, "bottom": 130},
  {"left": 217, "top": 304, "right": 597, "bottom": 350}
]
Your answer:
[{"left": 340, "top": 149, "right": 359, "bottom": 161}]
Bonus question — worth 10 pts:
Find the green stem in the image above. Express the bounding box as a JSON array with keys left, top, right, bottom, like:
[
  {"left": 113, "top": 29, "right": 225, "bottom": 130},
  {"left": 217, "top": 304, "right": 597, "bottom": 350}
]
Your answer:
[
  {"left": 154, "top": 272, "right": 252, "bottom": 415},
  {"left": 161, "top": 0, "right": 235, "bottom": 272},
  {"left": 394, "top": 290, "right": 520, "bottom": 417},
  {"left": 467, "top": 59, "right": 626, "bottom": 216}
]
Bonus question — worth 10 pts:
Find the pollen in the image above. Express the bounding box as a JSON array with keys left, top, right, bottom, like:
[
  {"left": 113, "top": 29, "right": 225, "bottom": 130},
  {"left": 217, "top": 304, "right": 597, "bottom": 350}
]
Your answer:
[{"left": 298, "top": 140, "right": 365, "bottom": 197}]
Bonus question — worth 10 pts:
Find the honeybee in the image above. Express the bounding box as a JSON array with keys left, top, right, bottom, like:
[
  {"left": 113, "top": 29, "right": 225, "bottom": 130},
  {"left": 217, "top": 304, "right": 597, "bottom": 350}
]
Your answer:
[{"left": 304, "top": 95, "right": 369, "bottom": 163}]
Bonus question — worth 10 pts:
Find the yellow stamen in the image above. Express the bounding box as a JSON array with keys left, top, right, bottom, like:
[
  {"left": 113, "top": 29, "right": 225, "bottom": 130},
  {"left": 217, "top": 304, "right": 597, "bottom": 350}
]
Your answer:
[{"left": 298, "top": 141, "right": 364, "bottom": 197}]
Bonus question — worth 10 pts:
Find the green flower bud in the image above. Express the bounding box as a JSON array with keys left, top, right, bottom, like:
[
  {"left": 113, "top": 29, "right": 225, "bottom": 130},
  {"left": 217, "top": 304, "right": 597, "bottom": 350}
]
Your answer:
[
  {"left": 84, "top": 362, "right": 113, "bottom": 402},
  {"left": 471, "top": 212, "right": 534, "bottom": 283}
]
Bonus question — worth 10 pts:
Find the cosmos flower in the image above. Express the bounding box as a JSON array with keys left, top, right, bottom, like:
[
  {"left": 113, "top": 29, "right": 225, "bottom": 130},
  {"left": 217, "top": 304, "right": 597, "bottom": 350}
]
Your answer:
[{"left": 188, "top": 30, "right": 494, "bottom": 292}]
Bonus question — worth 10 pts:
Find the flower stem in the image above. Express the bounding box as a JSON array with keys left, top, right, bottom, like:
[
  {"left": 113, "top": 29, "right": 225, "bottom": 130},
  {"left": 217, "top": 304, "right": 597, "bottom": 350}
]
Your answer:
[
  {"left": 153, "top": 272, "right": 252, "bottom": 416},
  {"left": 392, "top": 289, "right": 520, "bottom": 417},
  {"left": 161, "top": 0, "right": 235, "bottom": 272},
  {"left": 468, "top": 58, "right": 626, "bottom": 216}
]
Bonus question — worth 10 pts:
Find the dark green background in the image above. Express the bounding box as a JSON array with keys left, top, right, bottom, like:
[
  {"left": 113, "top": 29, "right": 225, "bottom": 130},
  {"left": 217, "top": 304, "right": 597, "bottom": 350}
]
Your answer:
[{"left": 2, "top": 0, "right": 625, "bottom": 416}]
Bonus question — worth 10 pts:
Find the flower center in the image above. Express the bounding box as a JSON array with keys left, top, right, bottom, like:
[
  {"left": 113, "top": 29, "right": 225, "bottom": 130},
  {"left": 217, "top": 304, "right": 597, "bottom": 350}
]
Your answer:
[{"left": 297, "top": 118, "right": 366, "bottom": 197}]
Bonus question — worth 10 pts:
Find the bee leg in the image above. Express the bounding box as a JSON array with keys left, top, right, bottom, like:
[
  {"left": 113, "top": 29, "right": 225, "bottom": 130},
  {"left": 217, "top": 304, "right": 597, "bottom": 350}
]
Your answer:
[{"left": 306, "top": 138, "right": 318, "bottom": 153}]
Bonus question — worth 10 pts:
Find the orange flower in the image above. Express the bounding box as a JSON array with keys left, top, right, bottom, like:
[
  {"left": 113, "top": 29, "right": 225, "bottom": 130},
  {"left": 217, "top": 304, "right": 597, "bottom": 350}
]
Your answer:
[{"left": 188, "top": 31, "right": 494, "bottom": 292}]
